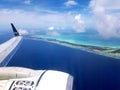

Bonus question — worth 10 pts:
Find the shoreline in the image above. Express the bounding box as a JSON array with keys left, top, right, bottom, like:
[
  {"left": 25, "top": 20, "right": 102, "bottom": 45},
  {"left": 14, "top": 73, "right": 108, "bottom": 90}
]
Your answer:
[{"left": 28, "top": 36, "right": 120, "bottom": 59}]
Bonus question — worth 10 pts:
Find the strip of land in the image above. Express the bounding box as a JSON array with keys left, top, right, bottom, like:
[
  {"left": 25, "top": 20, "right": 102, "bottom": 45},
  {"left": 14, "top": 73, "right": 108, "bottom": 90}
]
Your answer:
[{"left": 28, "top": 36, "right": 120, "bottom": 59}]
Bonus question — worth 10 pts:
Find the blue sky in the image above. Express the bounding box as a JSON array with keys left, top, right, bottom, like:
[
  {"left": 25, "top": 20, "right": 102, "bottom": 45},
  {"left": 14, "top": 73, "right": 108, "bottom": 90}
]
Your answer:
[
  {"left": 0, "top": 0, "right": 120, "bottom": 39},
  {"left": 0, "top": 0, "right": 89, "bottom": 10}
]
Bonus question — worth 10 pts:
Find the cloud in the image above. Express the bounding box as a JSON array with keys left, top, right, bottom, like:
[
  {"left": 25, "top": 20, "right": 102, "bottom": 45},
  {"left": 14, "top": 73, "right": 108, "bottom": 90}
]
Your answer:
[
  {"left": 48, "top": 26, "right": 55, "bottom": 30},
  {"left": 64, "top": 0, "right": 78, "bottom": 7},
  {"left": 0, "top": 8, "right": 86, "bottom": 34},
  {"left": 90, "top": 0, "right": 120, "bottom": 39},
  {"left": 24, "top": 0, "right": 31, "bottom": 5},
  {"left": 73, "top": 14, "right": 85, "bottom": 33},
  {"left": 18, "top": 29, "right": 29, "bottom": 35},
  {"left": 0, "top": 9, "right": 86, "bottom": 32},
  {"left": 0, "top": 9, "right": 67, "bottom": 28},
  {"left": 95, "top": 0, "right": 120, "bottom": 10},
  {"left": 46, "top": 31, "right": 60, "bottom": 36}
]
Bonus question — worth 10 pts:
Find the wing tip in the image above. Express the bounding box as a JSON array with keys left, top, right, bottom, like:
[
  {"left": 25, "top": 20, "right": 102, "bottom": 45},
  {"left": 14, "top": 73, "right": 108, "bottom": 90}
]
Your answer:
[{"left": 11, "top": 23, "right": 20, "bottom": 36}]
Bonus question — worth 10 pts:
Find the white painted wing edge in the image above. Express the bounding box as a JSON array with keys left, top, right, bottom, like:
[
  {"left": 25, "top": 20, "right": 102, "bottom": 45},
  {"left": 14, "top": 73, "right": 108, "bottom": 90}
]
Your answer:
[{"left": 0, "top": 36, "right": 22, "bottom": 64}]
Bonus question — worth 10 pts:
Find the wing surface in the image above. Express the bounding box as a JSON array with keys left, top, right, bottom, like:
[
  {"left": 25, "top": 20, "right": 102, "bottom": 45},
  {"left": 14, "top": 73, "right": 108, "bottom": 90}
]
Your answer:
[{"left": 0, "top": 24, "right": 23, "bottom": 66}]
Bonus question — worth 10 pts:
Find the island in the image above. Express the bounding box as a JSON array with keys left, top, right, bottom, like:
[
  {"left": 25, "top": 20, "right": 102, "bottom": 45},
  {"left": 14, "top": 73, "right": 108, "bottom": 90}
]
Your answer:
[{"left": 27, "top": 36, "right": 120, "bottom": 59}]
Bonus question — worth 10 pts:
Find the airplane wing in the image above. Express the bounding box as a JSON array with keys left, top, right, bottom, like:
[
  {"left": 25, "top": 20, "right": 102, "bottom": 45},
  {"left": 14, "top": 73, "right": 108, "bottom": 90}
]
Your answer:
[
  {"left": 0, "top": 24, "right": 73, "bottom": 90},
  {"left": 0, "top": 23, "right": 23, "bottom": 66}
]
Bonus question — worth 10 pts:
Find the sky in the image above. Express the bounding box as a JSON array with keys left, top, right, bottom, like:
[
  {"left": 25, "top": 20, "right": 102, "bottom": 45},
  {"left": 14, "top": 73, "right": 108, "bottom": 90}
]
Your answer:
[{"left": 0, "top": 0, "right": 120, "bottom": 39}]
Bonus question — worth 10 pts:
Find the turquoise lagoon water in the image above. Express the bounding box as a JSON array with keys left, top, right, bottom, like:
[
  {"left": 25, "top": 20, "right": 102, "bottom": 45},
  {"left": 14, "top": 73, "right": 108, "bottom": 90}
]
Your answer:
[
  {"left": 33, "top": 34, "right": 120, "bottom": 48},
  {"left": 1, "top": 31, "right": 120, "bottom": 90}
]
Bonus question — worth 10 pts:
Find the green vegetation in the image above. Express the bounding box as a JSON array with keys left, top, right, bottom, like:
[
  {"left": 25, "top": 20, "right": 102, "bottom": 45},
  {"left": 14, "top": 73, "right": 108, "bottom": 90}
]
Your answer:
[{"left": 29, "top": 36, "right": 120, "bottom": 59}]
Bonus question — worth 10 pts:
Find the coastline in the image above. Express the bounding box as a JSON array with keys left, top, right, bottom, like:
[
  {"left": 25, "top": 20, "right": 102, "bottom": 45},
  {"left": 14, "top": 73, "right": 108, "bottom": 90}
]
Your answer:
[{"left": 27, "top": 36, "right": 120, "bottom": 59}]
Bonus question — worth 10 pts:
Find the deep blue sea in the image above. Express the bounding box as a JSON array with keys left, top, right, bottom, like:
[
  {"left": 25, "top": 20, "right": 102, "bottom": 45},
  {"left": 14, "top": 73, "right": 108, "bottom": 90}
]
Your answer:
[{"left": 1, "top": 31, "right": 120, "bottom": 90}]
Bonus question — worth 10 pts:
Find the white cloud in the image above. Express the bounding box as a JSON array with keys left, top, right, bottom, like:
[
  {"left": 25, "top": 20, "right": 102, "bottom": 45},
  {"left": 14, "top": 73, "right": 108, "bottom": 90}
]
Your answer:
[
  {"left": 24, "top": 0, "right": 31, "bottom": 5},
  {"left": 73, "top": 14, "right": 85, "bottom": 33},
  {"left": 0, "top": 9, "right": 67, "bottom": 28},
  {"left": 18, "top": 29, "right": 29, "bottom": 35},
  {"left": 0, "top": 9, "right": 86, "bottom": 34},
  {"left": 0, "top": 9, "right": 86, "bottom": 30},
  {"left": 48, "top": 26, "right": 55, "bottom": 30},
  {"left": 64, "top": 0, "right": 78, "bottom": 7},
  {"left": 94, "top": 0, "right": 120, "bottom": 10},
  {"left": 90, "top": 0, "right": 120, "bottom": 39},
  {"left": 46, "top": 31, "right": 60, "bottom": 36}
]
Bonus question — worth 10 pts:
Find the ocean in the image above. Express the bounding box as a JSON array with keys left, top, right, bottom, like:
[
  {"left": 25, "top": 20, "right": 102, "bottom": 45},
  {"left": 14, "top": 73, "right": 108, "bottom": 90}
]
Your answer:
[
  {"left": 1, "top": 31, "right": 120, "bottom": 90},
  {"left": 7, "top": 38, "right": 120, "bottom": 90}
]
